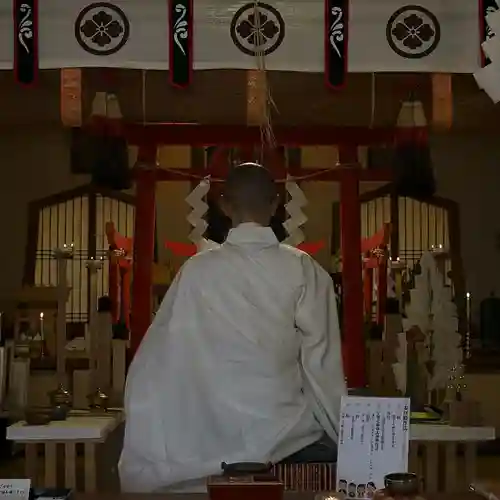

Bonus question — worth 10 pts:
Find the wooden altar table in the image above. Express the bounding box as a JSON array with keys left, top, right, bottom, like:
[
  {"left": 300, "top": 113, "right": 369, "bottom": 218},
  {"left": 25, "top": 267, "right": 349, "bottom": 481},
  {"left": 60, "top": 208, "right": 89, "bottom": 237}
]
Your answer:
[
  {"left": 6, "top": 411, "right": 123, "bottom": 493},
  {"left": 409, "top": 424, "right": 496, "bottom": 494},
  {"left": 273, "top": 424, "right": 495, "bottom": 493},
  {"left": 73, "top": 494, "right": 484, "bottom": 500},
  {"left": 6, "top": 418, "right": 495, "bottom": 495}
]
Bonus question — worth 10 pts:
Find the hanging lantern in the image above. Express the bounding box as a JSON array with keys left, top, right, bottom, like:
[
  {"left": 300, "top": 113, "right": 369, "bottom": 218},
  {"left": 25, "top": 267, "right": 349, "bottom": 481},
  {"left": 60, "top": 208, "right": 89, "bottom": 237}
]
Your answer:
[
  {"left": 393, "top": 98, "right": 436, "bottom": 200},
  {"left": 80, "top": 92, "right": 131, "bottom": 190}
]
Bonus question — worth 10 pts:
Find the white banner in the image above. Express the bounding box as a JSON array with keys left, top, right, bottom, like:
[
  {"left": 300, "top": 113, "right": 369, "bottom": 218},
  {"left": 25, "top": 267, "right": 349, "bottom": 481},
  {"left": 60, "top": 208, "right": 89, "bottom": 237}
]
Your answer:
[{"left": 0, "top": 0, "right": 481, "bottom": 73}]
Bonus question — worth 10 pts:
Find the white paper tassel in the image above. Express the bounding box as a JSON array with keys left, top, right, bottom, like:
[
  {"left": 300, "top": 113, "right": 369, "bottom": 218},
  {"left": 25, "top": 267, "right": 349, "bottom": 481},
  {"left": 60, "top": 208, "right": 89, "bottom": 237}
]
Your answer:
[
  {"left": 392, "top": 332, "right": 408, "bottom": 393},
  {"left": 474, "top": 64, "right": 500, "bottom": 103},
  {"left": 283, "top": 179, "right": 307, "bottom": 246},
  {"left": 186, "top": 178, "right": 210, "bottom": 244},
  {"left": 475, "top": 7, "right": 500, "bottom": 102},
  {"left": 487, "top": 7, "right": 500, "bottom": 38},
  {"left": 404, "top": 251, "right": 463, "bottom": 391}
]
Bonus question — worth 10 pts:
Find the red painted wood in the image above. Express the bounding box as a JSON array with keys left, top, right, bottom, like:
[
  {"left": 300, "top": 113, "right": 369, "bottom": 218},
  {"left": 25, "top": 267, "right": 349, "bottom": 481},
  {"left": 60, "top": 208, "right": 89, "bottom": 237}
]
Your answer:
[
  {"left": 361, "top": 224, "right": 391, "bottom": 254},
  {"left": 339, "top": 146, "right": 365, "bottom": 388},
  {"left": 130, "top": 146, "right": 157, "bottom": 356},
  {"left": 239, "top": 145, "right": 255, "bottom": 162},
  {"left": 123, "top": 123, "right": 401, "bottom": 146},
  {"left": 143, "top": 166, "right": 392, "bottom": 183}
]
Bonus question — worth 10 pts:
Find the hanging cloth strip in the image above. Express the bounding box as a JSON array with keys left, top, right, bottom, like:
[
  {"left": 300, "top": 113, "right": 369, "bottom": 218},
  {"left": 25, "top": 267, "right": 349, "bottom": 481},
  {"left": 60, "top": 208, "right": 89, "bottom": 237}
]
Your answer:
[
  {"left": 106, "top": 222, "right": 132, "bottom": 330},
  {"left": 324, "top": 0, "right": 348, "bottom": 88},
  {"left": 168, "top": 0, "right": 193, "bottom": 87},
  {"left": 13, "top": 0, "right": 38, "bottom": 86}
]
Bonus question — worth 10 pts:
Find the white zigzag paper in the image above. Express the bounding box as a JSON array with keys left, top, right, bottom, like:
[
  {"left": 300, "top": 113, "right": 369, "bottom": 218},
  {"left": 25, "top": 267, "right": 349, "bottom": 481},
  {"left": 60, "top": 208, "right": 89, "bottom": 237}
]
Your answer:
[
  {"left": 283, "top": 180, "right": 308, "bottom": 246},
  {"left": 392, "top": 332, "right": 408, "bottom": 393},
  {"left": 475, "top": 2, "right": 500, "bottom": 101},
  {"left": 185, "top": 179, "right": 210, "bottom": 244}
]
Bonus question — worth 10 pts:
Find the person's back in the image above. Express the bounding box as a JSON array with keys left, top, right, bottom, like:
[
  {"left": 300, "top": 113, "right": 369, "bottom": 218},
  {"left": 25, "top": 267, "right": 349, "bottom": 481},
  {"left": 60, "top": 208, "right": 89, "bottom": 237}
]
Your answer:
[{"left": 119, "top": 164, "right": 346, "bottom": 492}]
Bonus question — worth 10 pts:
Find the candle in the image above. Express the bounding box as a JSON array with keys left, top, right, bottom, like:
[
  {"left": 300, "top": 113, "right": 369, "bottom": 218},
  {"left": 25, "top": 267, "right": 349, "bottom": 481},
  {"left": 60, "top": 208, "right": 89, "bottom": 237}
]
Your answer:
[
  {"left": 431, "top": 243, "right": 446, "bottom": 255},
  {"left": 466, "top": 292, "right": 471, "bottom": 328},
  {"left": 55, "top": 242, "right": 75, "bottom": 259},
  {"left": 39, "top": 312, "right": 44, "bottom": 341},
  {"left": 465, "top": 292, "right": 472, "bottom": 358}
]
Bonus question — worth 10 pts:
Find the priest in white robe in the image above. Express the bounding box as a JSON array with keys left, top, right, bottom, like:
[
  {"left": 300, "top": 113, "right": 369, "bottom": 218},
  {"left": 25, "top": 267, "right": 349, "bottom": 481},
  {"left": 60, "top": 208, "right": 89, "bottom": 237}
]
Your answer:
[{"left": 119, "top": 163, "right": 346, "bottom": 492}]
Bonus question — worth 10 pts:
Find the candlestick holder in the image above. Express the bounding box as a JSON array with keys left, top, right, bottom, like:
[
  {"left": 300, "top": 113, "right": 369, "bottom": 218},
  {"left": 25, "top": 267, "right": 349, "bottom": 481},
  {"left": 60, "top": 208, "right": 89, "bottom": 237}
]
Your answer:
[
  {"left": 390, "top": 258, "right": 406, "bottom": 270},
  {"left": 85, "top": 258, "right": 104, "bottom": 272},
  {"left": 431, "top": 244, "right": 447, "bottom": 255},
  {"left": 87, "top": 388, "right": 109, "bottom": 412},
  {"left": 54, "top": 243, "right": 74, "bottom": 260}
]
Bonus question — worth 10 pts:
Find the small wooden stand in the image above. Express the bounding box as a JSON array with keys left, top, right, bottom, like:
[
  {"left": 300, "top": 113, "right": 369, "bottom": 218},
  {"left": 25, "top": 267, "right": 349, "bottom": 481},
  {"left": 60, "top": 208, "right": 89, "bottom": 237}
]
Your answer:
[
  {"left": 6, "top": 412, "right": 123, "bottom": 492},
  {"left": 208, "top": 474, "right": 283, "bottom": 500}
]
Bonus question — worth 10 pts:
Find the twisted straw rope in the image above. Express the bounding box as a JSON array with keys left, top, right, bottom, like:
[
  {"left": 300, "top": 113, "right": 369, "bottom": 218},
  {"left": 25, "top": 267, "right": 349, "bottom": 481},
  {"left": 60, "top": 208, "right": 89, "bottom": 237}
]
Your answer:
[{"left": 251, "top": 0, "right": 277, "bottom": 152}]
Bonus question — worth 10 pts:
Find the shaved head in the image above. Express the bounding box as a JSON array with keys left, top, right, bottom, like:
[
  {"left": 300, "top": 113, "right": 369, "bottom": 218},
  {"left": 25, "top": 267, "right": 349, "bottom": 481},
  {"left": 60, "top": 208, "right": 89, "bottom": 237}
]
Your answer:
[{"left": 222, "top": 163, "right": 278, "bottom": 225}]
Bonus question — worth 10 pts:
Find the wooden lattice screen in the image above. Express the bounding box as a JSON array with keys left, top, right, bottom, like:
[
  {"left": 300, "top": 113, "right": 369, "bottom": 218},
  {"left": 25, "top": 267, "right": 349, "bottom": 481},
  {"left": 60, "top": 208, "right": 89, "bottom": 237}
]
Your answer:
[{"left": 24, "top": 185, "right": 135, "bottom": 323}]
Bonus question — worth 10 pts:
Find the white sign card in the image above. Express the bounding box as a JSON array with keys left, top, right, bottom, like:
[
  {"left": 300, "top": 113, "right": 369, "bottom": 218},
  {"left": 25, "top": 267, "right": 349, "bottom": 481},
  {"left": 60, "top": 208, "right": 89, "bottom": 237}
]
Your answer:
[
  {"left": 0, "top": 479, "right": 30, "bottom": 500},
  {"left": 336, "top": 396, "right": 410, "bottom": 498}
]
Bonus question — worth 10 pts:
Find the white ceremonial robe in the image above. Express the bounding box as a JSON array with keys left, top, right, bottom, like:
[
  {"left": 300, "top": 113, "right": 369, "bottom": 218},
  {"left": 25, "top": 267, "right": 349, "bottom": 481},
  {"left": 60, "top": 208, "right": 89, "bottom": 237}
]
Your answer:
[{"left": 119, "top": 223, "right": 346, "bottom": 493}]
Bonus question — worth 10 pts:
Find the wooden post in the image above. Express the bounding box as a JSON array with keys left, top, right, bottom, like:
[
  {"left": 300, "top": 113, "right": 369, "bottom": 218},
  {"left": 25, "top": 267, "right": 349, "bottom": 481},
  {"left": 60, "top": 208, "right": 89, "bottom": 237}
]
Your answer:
[
  {"left": 130, "top": 145, "right": 157, "bottom": 356},
  {"left": 54, "top": 245, "right": 73, "bottom": 385},
  {"left": 363, "top": 264, "right": 373, "bottom": 319},
  {"left": 339, "top": 146, "right": 365, "bottom": 388},
  {"left": 86, "top": 259, "right": 103, "bottom": 390},
  {"left": 377, "top": 256, "right": 388, "bottom": 326}
]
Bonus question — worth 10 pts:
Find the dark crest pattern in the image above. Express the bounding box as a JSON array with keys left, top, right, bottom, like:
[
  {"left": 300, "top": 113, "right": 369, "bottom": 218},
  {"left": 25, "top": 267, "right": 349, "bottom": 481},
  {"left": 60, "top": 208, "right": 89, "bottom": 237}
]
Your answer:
[{"left": 75, "top": 2, "right": 130, "bottom": 56}]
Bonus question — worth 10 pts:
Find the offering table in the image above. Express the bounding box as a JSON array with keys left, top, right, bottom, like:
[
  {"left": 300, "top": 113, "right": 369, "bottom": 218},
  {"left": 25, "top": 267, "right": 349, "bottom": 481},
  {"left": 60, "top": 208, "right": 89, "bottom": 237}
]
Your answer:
[
  {"left": 274, "top": 424, "right": 495, "bottom": 493},
  {"left": 6, "top": 411, "right": 123, "bottom": 493},
  {"left": 410, "top": 424, "right": 495, "bottom": 494}
]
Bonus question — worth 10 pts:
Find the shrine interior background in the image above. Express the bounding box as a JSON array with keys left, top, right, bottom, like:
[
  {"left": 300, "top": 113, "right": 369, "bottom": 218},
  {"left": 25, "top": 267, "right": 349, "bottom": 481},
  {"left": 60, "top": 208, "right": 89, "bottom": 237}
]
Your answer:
[{"left": 0, "top": 70, "right": 498, "bottom": 329}]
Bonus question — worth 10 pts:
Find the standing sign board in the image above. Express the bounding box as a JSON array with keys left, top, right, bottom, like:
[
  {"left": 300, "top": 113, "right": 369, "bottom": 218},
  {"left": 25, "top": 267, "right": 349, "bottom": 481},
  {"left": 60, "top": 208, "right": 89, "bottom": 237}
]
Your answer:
[
  {"left": 0, "top": 479, "right": 30, "bottom": 500},
  {"left": 336, "top": 396, "right": 410, "bottom": 498}
]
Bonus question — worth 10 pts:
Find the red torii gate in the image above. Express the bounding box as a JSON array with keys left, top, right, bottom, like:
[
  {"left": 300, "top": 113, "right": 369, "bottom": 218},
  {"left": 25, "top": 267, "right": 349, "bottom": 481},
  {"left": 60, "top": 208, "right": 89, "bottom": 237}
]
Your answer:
[{"left": 116, "top": 123, "right": 400, "bottom": 388}]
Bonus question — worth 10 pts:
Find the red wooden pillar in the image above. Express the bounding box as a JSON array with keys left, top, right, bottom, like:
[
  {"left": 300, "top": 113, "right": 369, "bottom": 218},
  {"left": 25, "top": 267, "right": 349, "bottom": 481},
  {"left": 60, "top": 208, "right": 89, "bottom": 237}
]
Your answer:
[
  {"left": 339, "top": 146, "right": 365, "bottom": 388},
  {"left": 130, "top": 144, "right": 157, "bottom": 356}
]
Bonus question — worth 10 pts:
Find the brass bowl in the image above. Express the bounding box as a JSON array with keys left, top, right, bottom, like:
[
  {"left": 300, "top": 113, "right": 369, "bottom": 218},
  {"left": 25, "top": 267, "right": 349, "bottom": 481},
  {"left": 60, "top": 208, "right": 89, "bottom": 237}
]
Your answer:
[
  {"left": 48, "top": 384, "right": 72, "bottom": 407},
  {"left": 221, "top": 462, "right": 272, "bottom": 476},
  {"left": 385, "top": 473, "right": 419, "bottom": 496},
  {"left": 25, "top": 408, "right": 51, "bottom": 426}
]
